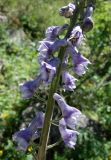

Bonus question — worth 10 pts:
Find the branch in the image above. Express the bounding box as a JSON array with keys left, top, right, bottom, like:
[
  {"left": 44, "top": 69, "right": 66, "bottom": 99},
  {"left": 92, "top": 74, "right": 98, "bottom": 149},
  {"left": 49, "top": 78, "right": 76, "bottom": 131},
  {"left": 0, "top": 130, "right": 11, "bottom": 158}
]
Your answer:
[{"left": 47, "top": 139, "right": 62, "bottom": 150}]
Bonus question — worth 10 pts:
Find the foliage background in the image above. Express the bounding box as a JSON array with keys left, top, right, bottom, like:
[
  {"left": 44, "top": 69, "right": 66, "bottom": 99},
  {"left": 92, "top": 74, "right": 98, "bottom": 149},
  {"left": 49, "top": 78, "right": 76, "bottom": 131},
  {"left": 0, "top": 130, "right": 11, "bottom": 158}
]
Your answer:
[{"left": 0, "top": 0, "right": 111, "bottom": 159}]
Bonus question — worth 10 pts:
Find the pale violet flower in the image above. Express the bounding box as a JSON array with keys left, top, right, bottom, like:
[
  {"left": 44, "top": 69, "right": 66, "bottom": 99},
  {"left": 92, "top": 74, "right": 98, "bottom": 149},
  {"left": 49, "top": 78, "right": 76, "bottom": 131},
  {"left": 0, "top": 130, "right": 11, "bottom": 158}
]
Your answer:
[
  {"left": 40, "top": 57, "right": 60, "bottom": 84},
  {"left": 38, "top": 39, "right": 67, "bottom": 65},
  {"left": 13, "top": 129, "right": 39, "bottom": 151},
  {"left": 38, "top": 40, "right": 54, "bottom": 64},
  {"left": 70, "top": 48, "right": 91, "bottom": 76},
  {"left": 20, "top": 75, "right": 42, "bottom": 99},
  {"left": 65, "top": 46, "right": 91, "bottom": 76},
  {"left": 68, "top": 26, "right": 83, "bottom": 46},
  {"left": 59, "top": 3, "right": 76, "bottom": 18},
  {"left": 62, "top": 71, "right": 77, "bottom": 91},
  {"left": 13, "top": 112, "right": 45, "bottom": 151},
  {"left": 28, "top": 111, "right": 45, "bottom": 130},
  {"left": 53, "top": 93, "right": 87, "bottom": 129},
  {"left": 59, "top": 118, "right": 79, "bottom": 148}
]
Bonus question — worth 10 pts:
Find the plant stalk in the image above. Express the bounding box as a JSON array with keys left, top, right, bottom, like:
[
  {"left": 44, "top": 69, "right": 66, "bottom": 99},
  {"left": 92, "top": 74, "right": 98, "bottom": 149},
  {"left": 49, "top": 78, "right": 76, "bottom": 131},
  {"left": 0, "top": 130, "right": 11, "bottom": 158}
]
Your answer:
[{"left": 37, "top": 1, "right": 85, "bottom": 160}]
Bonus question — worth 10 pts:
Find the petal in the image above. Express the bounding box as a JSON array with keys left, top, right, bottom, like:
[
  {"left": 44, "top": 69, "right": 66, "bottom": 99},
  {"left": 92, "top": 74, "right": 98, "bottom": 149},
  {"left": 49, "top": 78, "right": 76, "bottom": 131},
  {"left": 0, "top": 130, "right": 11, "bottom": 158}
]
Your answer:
[
  {"left": 53, "top": 93, "right": 68, "bottom": 113},
  {"left": 59, "top": 118, "right": 79, "bottom": 148},
  {"left": 70, "top": 48, "right": 91, "bottom": 76},
  {"left": 74, "top": 64, "right": 86, "bottom": 76},
  {"left": 29, "top": 112, "right": 45, "bottom": 131},
  {"left": 74, "top": 52, "right": 91, "bottom": 64},
  {"left": 45, "top": 26, "right": 60, "bottom": 39},
  {"left": 68, "top": 26, "right": 83, "bottom": 46},
  {"left": 38, "top": 40, "right": 54, "bottom": 64},
  {"left": 40, "top": 63, "right": 49, "bottom": 81},
  {"left": 65, "top": 112, "right": 88, "bottom": 130},
  {"left": 45, "top": 24, "right": 68, "bottom": 40},
  {"left": 64, "top": 130, "right": 79, "bottom": 148},
  {"left": 59, "top": 118, "right": 67, "bottom": 128},
  {"left": 69, "top": 26, "right": 82, "bottom": 40},
  {"left": 53, "top": 93, "right": 81, "bottom": 117},
  {"left": 41, "top": 58, "right": 60, "bottom": 84},
  {"left": 13, "top": 128, "right": 32, "bottom": 151},
  {"left": 53, "top": 93, "right": 87, "bottom": 130},
  {"left": 31, "top": 131, "right": 40, "bottom": 141},
  {"left": 12, "top": 112, "right": 44, "bottom": 151},
  {"left": 48, "top": 57, "right": 60, "bottom": 67},
  {"left": 13, "top": 128, "right": 32, "bottom": 142},
  {"left": 16, "top": 137, "right": 29, "bottom": 151},
  {"left": 62, "top": 71, "right": 77, "bottom": 91},
  {"left": 68, "top": 3, "right": 76, "bottom": 10},
  {"left": 20, "top": 75, "right": 42, "bottom": 99},
  {"left": 51, "top": 39, "right": 68, "bottom": 53}
]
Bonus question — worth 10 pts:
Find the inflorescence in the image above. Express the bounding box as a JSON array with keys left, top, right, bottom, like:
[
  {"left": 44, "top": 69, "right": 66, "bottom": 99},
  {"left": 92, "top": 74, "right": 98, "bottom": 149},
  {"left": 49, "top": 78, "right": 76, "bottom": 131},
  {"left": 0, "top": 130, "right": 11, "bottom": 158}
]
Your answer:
[{"left": 13, "top": 1, "right": 94, "bottom": 154}]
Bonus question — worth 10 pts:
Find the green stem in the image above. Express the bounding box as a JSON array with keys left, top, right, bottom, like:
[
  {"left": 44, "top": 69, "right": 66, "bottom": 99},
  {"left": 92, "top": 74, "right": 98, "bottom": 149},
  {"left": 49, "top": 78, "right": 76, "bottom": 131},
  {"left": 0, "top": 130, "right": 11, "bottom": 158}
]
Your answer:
[
  {"left": 37, "top": 1, "right": 85, "bottom": 160},
  {"left": 47, "top": 139, "right": 62, "bottom": 150},
  {"left": 37, "top": 47, "right": 66, "bottom": 160}
]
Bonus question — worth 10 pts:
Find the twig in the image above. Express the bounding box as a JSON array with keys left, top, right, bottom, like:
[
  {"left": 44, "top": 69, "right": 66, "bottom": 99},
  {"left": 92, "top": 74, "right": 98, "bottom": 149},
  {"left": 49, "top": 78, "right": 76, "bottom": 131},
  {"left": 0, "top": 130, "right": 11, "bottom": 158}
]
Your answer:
[{"left": 47, "top": 139, "right": 62, "bottom": 150}]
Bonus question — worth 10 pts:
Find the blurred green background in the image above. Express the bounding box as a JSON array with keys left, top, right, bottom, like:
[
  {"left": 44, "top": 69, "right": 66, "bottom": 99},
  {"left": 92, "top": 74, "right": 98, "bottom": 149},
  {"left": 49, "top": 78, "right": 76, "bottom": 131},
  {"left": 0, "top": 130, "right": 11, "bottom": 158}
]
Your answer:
[{"left": 0, "top": 0, "right": 111, "bottom": 159}]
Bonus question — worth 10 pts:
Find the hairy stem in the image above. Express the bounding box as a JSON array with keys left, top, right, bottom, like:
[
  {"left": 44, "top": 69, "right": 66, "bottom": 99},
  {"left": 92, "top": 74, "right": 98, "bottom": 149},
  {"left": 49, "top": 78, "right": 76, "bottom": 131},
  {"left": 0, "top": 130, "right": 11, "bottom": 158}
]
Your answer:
[{"left": 37, "top": 1, "right": 85, "bottom": 160}]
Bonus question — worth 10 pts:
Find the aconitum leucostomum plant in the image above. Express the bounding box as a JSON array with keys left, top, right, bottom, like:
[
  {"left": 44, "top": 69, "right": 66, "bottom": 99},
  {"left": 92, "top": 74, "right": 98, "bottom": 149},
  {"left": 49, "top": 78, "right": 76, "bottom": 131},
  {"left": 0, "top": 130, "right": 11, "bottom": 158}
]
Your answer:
[{"left": 13, "top": 1, "right": 95, "bottom": 160}]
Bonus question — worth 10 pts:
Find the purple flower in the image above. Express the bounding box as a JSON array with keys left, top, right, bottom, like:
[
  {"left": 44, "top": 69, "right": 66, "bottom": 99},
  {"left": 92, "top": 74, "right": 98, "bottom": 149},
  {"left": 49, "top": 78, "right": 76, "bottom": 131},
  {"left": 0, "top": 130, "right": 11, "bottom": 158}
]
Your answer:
[
  {"left": 38, "top": 40, "right": 54, "bottom": 64},
  {"left": 38, "top": 24, "right": 68, "bottom": 65},
  {"left": 13, "top": 128, "right": 39, "bottom": 151},
  {"left": 53, "top": 93, "right": 87, "bottom": 129},
  {"left": 28, "top": 111, "right": 45, "bottom": 131},
  {"left": 40, "top": 58, "right": 60, "bottom": 84},
  {"left": 38, "top": 39, "right": 67, "bottom": 65},
  {"left": 68, "top": 26, "right": 83, "bottom": 46},
  {"left": 13, "top": 112, "right": 44, "bottom": 151},
  {"left": 70, "top": 48, "right": 91, "bottom": 76},
  {"left": 20, "top": 75, "right": 42, "bottom": 99},
  {"left": 59, "top": 3, "right": 76, "bottom": 18},
  {"left": 59, "top": 118, "right": 79, "bottom": 148},
  {"left": 45, "top": 24, "right": 68, "bottom": 40},
  {"left": 62, "top": 71, "right": 77, "bottom": 91}
]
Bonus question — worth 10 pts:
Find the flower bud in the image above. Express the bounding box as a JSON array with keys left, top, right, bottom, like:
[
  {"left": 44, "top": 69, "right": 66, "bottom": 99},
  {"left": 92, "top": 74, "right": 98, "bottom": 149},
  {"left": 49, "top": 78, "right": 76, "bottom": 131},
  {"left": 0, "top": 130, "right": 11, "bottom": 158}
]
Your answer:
[
  {"left": 82, "top": 17, "right": 94, "bottom": 32},
  {"left": 85, "top": 6, "right": 94, "bottom": 17},
  {"left": 59, "top": 3, "right": 75, "bottom": 18}
]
